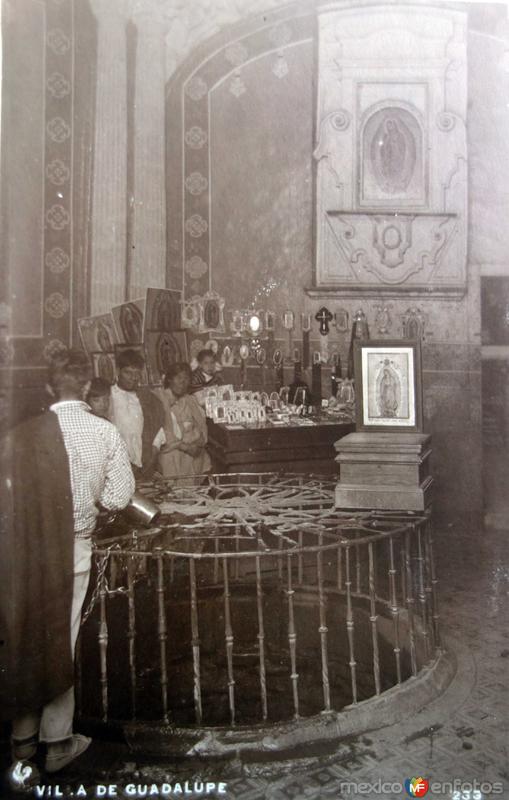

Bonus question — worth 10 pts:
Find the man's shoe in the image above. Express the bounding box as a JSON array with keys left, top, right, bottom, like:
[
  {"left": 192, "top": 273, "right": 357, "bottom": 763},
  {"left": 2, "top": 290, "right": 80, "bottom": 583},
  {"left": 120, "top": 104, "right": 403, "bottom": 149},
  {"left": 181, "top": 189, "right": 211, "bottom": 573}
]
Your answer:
[
  {"left": 10, "top": 735, "right": 37, "bottom": 761},
  {"left": 45, "top": 734, "right": 92, "bottom": 773}
]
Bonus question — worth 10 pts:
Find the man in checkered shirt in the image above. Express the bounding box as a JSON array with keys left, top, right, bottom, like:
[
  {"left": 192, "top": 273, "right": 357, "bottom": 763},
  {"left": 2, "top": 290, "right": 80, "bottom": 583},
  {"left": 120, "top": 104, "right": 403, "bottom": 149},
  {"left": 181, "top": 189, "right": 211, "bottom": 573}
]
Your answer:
[{"left": 6, "top": 350, "right": 135, "bottom": 773}]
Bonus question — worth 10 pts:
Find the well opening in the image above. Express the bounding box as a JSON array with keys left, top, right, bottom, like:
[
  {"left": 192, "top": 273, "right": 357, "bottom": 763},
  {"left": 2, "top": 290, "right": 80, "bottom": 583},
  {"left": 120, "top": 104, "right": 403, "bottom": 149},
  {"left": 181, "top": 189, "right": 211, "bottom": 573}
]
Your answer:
[{"left": 77, "top": 474, "right": 446, "bottom": 749}]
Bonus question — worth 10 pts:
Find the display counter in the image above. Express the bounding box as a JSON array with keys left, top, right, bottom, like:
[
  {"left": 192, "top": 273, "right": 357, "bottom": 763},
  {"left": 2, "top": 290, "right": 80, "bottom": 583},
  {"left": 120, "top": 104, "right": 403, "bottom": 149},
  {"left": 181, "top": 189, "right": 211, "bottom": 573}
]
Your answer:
[{"left": 206, "top": 416, "right": 355, "bottom": 474}]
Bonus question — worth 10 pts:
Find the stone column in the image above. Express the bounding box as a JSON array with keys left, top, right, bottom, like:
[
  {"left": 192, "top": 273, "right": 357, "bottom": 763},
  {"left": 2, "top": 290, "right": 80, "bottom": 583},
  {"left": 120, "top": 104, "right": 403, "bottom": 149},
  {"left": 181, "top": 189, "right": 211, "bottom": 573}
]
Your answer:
[
  {"left": 128, "top": 3, "right": 167, "bottom": 298},
  {"left": 89, "top": 0, "right": 128, "bottom": 313}
]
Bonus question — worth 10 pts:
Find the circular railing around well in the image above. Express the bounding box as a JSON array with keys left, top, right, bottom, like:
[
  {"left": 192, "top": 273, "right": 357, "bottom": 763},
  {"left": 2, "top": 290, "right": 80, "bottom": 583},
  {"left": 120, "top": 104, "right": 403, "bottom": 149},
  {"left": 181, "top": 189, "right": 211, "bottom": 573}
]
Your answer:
[{"left": 77, "top": 473, "right": 440, "bottom": 730}]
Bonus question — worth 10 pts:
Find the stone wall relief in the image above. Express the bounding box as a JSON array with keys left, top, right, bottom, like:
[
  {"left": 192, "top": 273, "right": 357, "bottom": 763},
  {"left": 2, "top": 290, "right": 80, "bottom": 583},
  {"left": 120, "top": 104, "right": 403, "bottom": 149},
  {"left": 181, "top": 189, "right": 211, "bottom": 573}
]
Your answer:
[
  {"left": 360, "top": 105, "right": 426, "bottom": 208},
  {"left": 313, "top": 6, "right": 467, "bottom": 296}
]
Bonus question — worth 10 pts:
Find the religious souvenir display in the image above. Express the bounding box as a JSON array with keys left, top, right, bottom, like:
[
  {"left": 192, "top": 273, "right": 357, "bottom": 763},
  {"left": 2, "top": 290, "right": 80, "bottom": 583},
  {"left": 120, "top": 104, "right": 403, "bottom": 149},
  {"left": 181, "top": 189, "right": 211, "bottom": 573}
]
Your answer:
[
  {"left": 92, "top": 352, "right": 116, "bottom": 384},
  {"left": 347, "top": 308, "right": 370, "bottom": 378},
  {"left": 205, "top": 339, "right": 219, "bottom": 354},
  {"left": 334, "top": 308, "right": 349, "bottom": 334},
  {"left": 256, "top": 347, "right": 266, "bottom": 365},
  {"left": 269, "top": 391, "right": 280, "bottom": 410},
  {"left": 279, "top": 386, "right": 290, "bottom": 406},
  {"left": 315, "top": 306, "right": 333, "bottom": 336},
  {"left": 374, "top": 303, "right": 393, "bottom": 335},
  {"left": 272, "top": 347, "right": 284, "bottom": 387},
  {"left": 181, "top": 297, "right": 201, "bottom": 330},
  {"left": 204, "top": 385, "right": 267, "bottom": 426},
  {"left": 331, "top": 351, "right": 342, "bottom": 397},
  {"left": 353, "top": 339, "right": 423, "bottom": 432},
  {"left": 198, "top": 290, "right": 226, "bottom": 333},
  {"left": 402, "top": 307, "right": 426, "bottom": 341},
  {"left": 247, "top": 311, "right": 263, "bottom": 335},
  {"left": 219, "top": 386, "right": 235, "bottom": 401},
  {"left": 230, "top": 310, "right": 244, "bottom": 336},
  {"left": 338, "top": 377, "right": 355, "bottom": 406},
  {"left": 265, "top": 311, "right": 276, "bottom": 332},
  {"left": 114, "top": 344, "right": 149, "bottom": 385},
  {"left": 144, "top": 331, "right": 188, "bottom": 385},
  {"left": 221, "top": 345, "right": 234, "bottom": 366},
  {"left": 301, "top": 312, "right": 311, "bottom": 369},
  {"left": 111, "top": 298, "right": 145, "bottom": 344},
  {"left": 239, "top": 343, "right": 250, "bottom": 361},
  {"left": 312, "top": 359, "right": 322, "bottom": 404},
  {"left": 145, "top": 288, "right": 183, "bottom": 333},
  {"left": 283, "top": 309, "right": 295, "bottom": 359},
  {"left": 190, "top": 338, "right": 206, "bottom": 361},
  {"left": 78, "top": 312, "right": 118, "bottom": 356}
]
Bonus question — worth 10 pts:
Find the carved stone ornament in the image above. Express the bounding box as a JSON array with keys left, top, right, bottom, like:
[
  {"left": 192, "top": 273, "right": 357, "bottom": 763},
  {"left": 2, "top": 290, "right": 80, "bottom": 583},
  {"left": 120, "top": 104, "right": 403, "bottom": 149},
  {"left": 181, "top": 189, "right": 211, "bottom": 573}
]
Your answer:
[
  {"left": 325, "top": 212, "right": 458, "bottom": 286},
  {"left": 314, "top": 5, "right": 467, "bottom": 296}
]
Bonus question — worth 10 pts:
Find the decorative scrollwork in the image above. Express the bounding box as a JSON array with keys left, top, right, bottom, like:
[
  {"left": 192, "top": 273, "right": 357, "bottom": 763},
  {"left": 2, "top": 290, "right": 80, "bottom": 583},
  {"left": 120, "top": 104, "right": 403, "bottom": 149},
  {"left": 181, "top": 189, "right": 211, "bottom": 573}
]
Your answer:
[
  {"left": 330, "top": 110, "right": 351, "bottom": 132},
  {"left": 46, "top": 159, "right": 70, "bottom": 186},
  {"left": 184, "top": 126, "right": 207, "bottom": 149},
  {"left": 46, "top": 117, "right": 71, "bottom": 143},
  {"left": 436, "top": 112, "right": 456, "bottom": 132},
  {"left": 44, "top": 292, "right": 69, "bottom": 319},
  {"left": 185, "top": 172, "right": 208, "bottom": 196},
  {"left": 46, "top": 72, "right": 71, "bottom": 99},
  {"left": 46, "top": 204, "right": 70, "bottom": 231},
  {"left": 185, "top": 214, "right": 208, "bottom": 238},
  {"left": 185, "top": 256, "right": 208, "bottom": 279},
  {"left": 185, "top": 76, "right": 208, "bottom": 102},
  {"left": 224, "top": 42, "right": 248, "bottom": 68},
  {"left": 46, "top": 28, "right": 70, "bottom": 56}
]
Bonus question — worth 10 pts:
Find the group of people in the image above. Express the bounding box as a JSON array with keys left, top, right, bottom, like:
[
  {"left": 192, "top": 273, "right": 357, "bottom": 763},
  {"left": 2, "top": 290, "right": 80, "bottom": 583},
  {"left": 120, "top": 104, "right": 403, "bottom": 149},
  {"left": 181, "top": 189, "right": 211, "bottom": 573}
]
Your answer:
[
  {"left": 0, "top": 346, "right": 222, "bottom": 777},
  {"left": 86, "top": 347, "right": 222, "bottom": 481}
]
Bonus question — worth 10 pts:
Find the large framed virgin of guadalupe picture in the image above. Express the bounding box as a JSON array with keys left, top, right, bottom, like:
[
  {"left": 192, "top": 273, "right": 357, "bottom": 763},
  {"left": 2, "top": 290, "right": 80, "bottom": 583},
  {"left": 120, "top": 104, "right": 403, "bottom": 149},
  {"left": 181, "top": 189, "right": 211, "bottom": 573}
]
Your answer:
[{"left": 354, "top": 339, "right": 423, "bottom": 432}]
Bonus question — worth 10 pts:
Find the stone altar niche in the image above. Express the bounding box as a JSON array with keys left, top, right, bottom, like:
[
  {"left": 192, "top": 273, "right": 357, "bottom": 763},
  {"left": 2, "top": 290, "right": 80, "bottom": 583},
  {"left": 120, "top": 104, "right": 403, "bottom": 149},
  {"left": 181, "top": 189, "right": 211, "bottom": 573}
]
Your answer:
[{"left": 312, "top": 5, "right": 467, "bottom": 297}]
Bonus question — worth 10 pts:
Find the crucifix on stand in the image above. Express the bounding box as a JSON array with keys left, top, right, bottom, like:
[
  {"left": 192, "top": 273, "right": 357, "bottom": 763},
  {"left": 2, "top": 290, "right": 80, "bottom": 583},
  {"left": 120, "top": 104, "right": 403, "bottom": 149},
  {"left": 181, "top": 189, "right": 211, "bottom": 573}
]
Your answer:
[{"left": 315, "top": 307, "right": 333, "bottom": 336}]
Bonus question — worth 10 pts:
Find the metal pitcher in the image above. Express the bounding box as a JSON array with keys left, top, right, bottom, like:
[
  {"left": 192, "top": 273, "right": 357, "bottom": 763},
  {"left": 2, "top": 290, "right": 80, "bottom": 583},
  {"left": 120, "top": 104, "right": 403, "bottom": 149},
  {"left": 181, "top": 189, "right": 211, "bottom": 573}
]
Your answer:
[{"left": 122, "top": 491, "right": 161, "bottom": 527}]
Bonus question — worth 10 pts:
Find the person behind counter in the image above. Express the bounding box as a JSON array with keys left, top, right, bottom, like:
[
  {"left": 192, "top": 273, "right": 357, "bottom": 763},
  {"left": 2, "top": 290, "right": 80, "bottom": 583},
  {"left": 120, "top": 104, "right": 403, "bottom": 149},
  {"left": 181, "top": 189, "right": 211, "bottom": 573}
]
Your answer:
[
  {"left": 109, "top": 349, "right": 164, "bottom": 478},
  {"left": 86, "top": 377, "right": 111, "bottom": 418},
  {"left": 0, "top": 349, "right": 135, "bottom": 773},
  {"left": 153, "top": 362, "right": 211, "bottom": 482},
  {"left": 190, "top": 348, "right": 223, "bottom": 394}
]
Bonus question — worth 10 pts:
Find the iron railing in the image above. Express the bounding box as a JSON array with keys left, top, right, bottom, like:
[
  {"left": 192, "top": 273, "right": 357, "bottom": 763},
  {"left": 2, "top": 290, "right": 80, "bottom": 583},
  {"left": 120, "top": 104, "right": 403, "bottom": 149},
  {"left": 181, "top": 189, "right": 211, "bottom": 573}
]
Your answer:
[{"left": 76, "top": 473, "right": 439, "bottom": 727}]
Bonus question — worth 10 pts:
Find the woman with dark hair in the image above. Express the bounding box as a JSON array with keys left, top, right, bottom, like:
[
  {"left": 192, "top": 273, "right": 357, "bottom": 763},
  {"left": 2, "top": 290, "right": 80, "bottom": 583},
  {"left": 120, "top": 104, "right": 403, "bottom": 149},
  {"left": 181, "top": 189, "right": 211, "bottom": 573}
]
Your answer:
[{"left": 153, "top": 362, "right": 211, "bottom": 482}]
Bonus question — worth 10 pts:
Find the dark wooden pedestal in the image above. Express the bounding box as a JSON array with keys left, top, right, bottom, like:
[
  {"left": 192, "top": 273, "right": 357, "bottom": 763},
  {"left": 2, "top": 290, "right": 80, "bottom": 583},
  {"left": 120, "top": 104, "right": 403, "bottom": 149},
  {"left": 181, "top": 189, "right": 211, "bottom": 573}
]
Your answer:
[{"left": 334, "top": 432, "right": 433, "bottom": 511}]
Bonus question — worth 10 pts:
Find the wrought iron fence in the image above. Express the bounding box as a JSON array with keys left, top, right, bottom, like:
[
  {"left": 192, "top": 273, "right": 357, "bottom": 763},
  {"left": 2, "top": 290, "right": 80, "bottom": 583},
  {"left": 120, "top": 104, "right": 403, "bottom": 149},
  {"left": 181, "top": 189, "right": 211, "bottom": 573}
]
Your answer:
[{"left": 76, "top": 473, "right": 439, "bottom": 728}]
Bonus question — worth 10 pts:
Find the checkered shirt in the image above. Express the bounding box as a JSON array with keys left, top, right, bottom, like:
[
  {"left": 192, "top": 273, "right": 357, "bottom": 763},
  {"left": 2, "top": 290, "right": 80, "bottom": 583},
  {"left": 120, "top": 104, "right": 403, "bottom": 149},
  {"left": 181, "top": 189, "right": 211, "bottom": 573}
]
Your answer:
[{"left": 50, "top": 400, "right": 135, "bottom": 537}]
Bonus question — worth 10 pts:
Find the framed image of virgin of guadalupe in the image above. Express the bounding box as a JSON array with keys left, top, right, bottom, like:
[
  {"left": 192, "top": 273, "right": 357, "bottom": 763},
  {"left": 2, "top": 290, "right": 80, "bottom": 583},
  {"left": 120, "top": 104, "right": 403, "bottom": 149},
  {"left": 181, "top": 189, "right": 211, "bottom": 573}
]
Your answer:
[{"left": 354, "top": 339, "right": 423, "bottom": 433}]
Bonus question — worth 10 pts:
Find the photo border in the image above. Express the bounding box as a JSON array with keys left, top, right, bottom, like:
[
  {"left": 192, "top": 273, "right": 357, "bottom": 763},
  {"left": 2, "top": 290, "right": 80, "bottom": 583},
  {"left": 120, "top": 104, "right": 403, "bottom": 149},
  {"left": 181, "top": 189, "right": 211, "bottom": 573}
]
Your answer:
[{"left": 354, "top": 339, "right": 423, "bottom": 432}]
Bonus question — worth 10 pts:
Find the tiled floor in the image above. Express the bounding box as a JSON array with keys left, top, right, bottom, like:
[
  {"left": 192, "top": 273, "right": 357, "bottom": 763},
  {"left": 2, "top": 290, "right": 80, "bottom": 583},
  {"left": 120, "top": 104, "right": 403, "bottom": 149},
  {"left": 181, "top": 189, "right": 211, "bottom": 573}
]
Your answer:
[{"left": 2, "top": 482, "right": 509, "bottom": 799}]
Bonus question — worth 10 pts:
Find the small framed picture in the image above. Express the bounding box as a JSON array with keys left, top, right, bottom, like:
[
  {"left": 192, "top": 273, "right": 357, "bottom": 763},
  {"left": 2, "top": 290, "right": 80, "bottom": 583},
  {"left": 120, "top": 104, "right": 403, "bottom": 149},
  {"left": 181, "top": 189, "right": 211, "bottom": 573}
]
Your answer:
[
  {"left": 91, "top": 352, "right": 116, "bottom": 384},
  {"left": 354, "top": 339, "right": 423, "bottom": 432}
]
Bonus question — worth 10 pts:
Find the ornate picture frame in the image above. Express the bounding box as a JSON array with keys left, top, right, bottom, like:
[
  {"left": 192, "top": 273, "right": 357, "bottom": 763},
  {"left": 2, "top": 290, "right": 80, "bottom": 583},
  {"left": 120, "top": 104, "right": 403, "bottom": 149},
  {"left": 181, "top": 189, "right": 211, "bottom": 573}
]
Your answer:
[
  {"left": 91, "top": 352, "right": 117, "bottom": 384},
  {"left": 78, "top": 313, "right": 118, "bottom": 356},
  {"left": 354, "top": 339, "right": 423, "bottom": 432},
  {"left": 111, "top": 299, "right": 145, "bottom": 345},
  {"left": 198, "top": 290, "right": 225, "bottom": 333}
]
